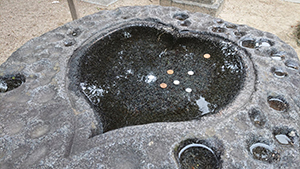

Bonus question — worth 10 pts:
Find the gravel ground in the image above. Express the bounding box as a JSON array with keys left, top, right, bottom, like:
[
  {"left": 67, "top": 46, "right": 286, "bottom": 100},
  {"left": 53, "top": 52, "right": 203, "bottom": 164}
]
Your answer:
[{"left": 0, "top": 0, "right": 299, "bottom": 64}]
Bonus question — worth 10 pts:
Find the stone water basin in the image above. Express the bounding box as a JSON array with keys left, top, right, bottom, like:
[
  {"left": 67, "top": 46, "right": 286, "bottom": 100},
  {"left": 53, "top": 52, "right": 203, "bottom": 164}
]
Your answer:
[{"left": 0, "top": 6, "right": 300, "bottom": 169}]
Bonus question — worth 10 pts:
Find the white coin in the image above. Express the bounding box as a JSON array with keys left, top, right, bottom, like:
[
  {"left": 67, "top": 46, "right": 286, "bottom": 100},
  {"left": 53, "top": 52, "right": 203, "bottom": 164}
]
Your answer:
[
  {"left": 185, "top": 88, "right": 192, "bottom": 93},
  {"left": 173, "top": 80, "right": 180, "bottom": 85},
  {"left": 188, "top": 71, "right": 194, "bottom": 75}
]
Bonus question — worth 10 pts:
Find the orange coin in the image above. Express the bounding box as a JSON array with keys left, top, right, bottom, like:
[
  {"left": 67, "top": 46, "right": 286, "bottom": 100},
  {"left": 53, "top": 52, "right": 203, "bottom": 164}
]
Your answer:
[
  {"left": 204, "top": 53, "right": 211, "bottom": 59},
  {"left": 167, "top": 69, "right": 174, "bottom": 75},
  {"left": 160, "top": 83, "right": 167, "bottom": 88}
]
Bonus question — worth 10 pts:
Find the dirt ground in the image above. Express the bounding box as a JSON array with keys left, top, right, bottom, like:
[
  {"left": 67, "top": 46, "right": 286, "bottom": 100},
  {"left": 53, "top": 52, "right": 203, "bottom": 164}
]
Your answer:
[{"left": 0, "top": 0, "right": 300, "bottom": 64}]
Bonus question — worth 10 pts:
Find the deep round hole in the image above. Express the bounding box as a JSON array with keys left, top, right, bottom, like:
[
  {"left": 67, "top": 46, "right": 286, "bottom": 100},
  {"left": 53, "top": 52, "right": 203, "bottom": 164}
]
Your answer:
[
  {"left": 249, "top": 142, "right": 279, "bottom": 163},
  {"left": 267, "top": 95, "right": 289, "bottom": 112},
  {"left": 225, "top": 23, "right": 237, "bottom": 29},
  {"left": 247, "top": 137, "right": 280, "bottom": 163},
  {"left": 175, "top": 139, "right": 222, "bottom": 169},
  {"left": 179, "top": 20, "right": 191, "bottom": 27},
  {"left": 69, "top": 25, "right": 246, "bottom": 132},
  {"left": 271, "top": 67, "right": 288, "bottom": 78},
  {"left": 0, "top": 73, "right": 26, "bottom": 93},
  {"left": 234, "top": 31, "right": 247, "bottom": 38},
  {"left": 285, "top": 60, "right": 299, "bottom": 70},
  {"left": 173, "top": 13, "right": 189, "bottom": 21},
  {"left": 241, "top": 38, "right": 256, "bottom": 48},
  {"left": 211, "top": 27, "right": 226, "bottom": 33},
  {"left": 271, "top": 49, "right": 286, "bottom": 60}
]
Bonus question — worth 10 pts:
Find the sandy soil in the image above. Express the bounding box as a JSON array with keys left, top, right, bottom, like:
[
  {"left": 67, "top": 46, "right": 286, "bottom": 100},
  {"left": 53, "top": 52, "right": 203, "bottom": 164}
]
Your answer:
[{"left": 0, "top": 0, "right": 299, "bottom": 64}]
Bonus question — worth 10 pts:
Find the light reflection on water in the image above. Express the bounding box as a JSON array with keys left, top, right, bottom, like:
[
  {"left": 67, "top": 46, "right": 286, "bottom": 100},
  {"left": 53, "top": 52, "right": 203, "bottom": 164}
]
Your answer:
[{"left": 196, "top": 96, "right": 211, "bottom": 115}]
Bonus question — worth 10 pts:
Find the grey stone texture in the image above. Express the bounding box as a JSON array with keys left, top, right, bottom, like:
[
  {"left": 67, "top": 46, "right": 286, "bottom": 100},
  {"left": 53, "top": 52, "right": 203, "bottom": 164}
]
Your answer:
[
  {"left": 0, "top": 5, "right": 300, "bottom": 168},
  {"left": 160, "top": 0, "right": 224, "bottom": 16}
]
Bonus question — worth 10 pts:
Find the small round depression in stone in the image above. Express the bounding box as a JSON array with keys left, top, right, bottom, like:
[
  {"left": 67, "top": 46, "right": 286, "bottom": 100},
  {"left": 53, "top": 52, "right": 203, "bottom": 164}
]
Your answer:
[
  {"left": 249, "top": 142, "right": 279, "bottom": 163},
  {"left": 267, "top": 95, "right": 289, "bottom": 112},
  {"left": 248, "top": 108, "right": 267, "bottom": 128},
  {"left": 273, "top": 127, "right": 299, "bottom": 145},
  {"left": 0, "top": 73, "right": 26, "bottom": 93},
  {"left": 175, "top": 139, "right": 222, "bottom": 169},
  {"left": 71, "top": 25, "right": 246, "bottom": 132}
]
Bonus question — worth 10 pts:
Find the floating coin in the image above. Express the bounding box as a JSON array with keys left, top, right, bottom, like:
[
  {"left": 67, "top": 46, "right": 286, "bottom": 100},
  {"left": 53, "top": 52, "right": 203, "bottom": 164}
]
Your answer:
[
  {"left": 204, "top": 53, "right": 211, "bottom": 59},
  {"left": 173, "top": 80, "right": 180, "bottom": 85},
  {"left": 185, "top": 88, "right": 192, "bottom": 93},
  {"left": 160, "top": 83, "right": 167, "bottom": 88},
  {"left": 188, "top": 71, "right": 194, "bottom": 75},
  {"left": 167, "top": 69, "right": 174, "bottom": 75}
]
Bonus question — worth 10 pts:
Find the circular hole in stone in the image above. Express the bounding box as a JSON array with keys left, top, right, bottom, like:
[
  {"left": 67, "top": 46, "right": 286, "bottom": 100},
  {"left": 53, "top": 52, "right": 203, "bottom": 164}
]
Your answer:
[
  {"left": 241, "top": 38, "right": 256, "bottom": 48},
  {"left": 211, "top": 26, "right": 226, "bottom": 33},
  {"left": 247, "top": 136, "right": 280, "bottom": 163},
  {"left": 175, "top": 139, "right": 222, "bottom": 169},
  {"left": 234, "top": 31, "right": 247, "bottom": 38},
  {"left": 248, "top": 142, "right": 280, "bottom": 163},
  {"left": 0, "top": 73, "right": 26, "bottom": 93},
  {"left": 285, "top": 60, "right": 299, "bottom": 70},
  {"left": 248, "top": 108, "right": 267, "bottom": 128},
  {"left": 225, "top": 23, "right": 237, "bottom": 29},
  {"left": 267, "top": 95, "right": 289, "bottom": 112},
  {"left": 241, "top": 38, "right": 274, "bottom": 49},
  {"left": 270, "top": 50, "right": 286, "bottom": 60},
  {"left": 173, "top": 13, "right": 189, "bottom": 21},
  {"left": 273, "top": 127, "right": 299, "bottom": 146},
  {"left": 69, "top": 25, "right": 247, "bottom": 133},
  {"left": 271, "top": 67, "right": 288, "bottom": 78},
  {"left": 179, "top": 20, "right": 191, "bottom": 27}
]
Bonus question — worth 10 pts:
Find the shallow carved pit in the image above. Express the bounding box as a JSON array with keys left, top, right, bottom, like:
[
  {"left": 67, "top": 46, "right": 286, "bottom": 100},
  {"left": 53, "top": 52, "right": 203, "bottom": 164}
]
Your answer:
[
  {"left": 0, "top": 73, "right": 25, "bottom": 93},
  {"left": 175, "top": 138, "right": 223, "bottom": 169}
]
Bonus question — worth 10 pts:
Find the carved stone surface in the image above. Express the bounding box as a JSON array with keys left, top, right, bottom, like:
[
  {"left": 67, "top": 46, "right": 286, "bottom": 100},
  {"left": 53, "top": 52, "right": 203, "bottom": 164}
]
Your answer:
[
  {"left": 0, "top": 6, "right": 299, "bottom": 168},
  {"left": 160, "top": 0, "right": 224, "bottom": 16}
]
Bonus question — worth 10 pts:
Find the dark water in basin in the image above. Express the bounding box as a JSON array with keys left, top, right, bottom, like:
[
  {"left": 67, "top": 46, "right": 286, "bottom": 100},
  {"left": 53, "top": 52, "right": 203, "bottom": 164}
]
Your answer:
[{"left": 75, "top": 26, "right": 246, "bottom": 132}]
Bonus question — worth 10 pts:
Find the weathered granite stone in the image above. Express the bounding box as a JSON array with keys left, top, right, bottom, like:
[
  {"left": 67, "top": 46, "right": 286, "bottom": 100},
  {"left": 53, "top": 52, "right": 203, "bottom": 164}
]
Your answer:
[
  {"left": 160, "top": 0, "right": 224, "bottom": 16},
  {"left": 0, "top": 6, "right": 299, "bottom": 168}
]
